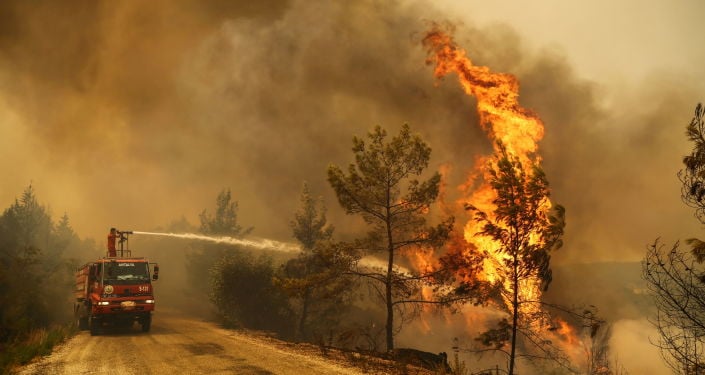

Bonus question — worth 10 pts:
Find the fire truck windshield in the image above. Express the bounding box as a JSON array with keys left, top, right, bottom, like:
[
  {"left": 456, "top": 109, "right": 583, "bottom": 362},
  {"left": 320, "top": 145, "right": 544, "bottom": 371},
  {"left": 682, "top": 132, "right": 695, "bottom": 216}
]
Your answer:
[{"left": 104, "top": 262, "right": 150, "bottom": 284}]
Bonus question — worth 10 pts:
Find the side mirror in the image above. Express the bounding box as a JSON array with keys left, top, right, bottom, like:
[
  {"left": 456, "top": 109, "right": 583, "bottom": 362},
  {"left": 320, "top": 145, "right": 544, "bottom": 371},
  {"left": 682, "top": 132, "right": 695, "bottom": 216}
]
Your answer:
[{"left": 152, "top": 264, "right": 159, "bottom": 281}]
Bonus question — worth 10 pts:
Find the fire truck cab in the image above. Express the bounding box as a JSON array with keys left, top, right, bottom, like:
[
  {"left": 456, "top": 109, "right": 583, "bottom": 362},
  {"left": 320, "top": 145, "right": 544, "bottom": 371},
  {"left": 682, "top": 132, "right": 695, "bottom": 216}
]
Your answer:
[{"left": 74, "top": 230, "right": 159, "bottom": 335}]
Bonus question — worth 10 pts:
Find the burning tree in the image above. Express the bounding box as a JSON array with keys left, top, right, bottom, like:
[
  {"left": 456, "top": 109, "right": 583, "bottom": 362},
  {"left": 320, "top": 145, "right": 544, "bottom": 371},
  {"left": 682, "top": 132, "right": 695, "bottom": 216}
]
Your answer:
[
  {"left": 327, "top": 124, "right": 453, "bottom": 352},
  {"left": 467, "top": 144, "right": 566, "bottom": 375},
  {"left": 421, "top": 25, "right": 591, "bottom": 374},
  {"left": 642, "top": 103, "right": 705, "bottom": 374}
]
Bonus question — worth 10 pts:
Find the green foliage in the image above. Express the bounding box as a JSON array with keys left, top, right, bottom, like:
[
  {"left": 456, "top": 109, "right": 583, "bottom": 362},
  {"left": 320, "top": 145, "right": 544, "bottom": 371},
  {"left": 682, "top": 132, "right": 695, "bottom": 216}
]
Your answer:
[
  {"left": 327, "top": 124, "right": 453, "bottom": 351},
  {"left": 680, "top": 103, "right": 705, "bottom": 269},
  {"left": 210, "top": 250, "right": 294, "bottom": 335},
  {"left": 193, "top": 189, "right": 300, "bottom": 336},
  {"left": 0, "top": 324, "right": 74, "bottom": 374},
  {"left": 680, "top": 103, "right": 705, "bottom": 263},
  {"left": 187, "top": 189, "right": 253, "bottom": 295},
  {"left": 328, "top": 125, "right": 438, "bottom": 224},
  {"left": 276, "top": 241, "right": 356, "bottom": 340},
  {"left": 0, "top": 185, "right": 89, "bottom": 373},
  {"left": 275, "top": 183, "right": 355, "bottom": 341},
  {"left": 681, "top": 103, "right": 705, "bottom": 218},
  {"left": 0, "top": 186, "right": 79, "bottom": 343},
  {"left": 199, "top": 189, "right": 253, "bottom": 236},
  {"left": 289, "top": 183, "right": 334, "bottom": 250},
  {"left": 644, "top": 103, "right": 705, "bottom": 374}
]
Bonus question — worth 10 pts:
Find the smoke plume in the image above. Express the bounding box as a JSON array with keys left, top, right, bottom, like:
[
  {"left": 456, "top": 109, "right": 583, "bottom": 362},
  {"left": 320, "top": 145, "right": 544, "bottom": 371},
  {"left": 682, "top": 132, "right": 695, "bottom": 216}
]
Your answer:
[{"left": 1, "top": 0, "right": 698, "bottom": 259}]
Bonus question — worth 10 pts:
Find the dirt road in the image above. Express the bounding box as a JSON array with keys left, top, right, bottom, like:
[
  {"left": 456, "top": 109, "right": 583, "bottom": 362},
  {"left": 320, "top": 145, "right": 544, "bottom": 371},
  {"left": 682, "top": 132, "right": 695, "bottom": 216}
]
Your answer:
[{"left": 15, "top": 310, "right": 367, "bottom": 375}]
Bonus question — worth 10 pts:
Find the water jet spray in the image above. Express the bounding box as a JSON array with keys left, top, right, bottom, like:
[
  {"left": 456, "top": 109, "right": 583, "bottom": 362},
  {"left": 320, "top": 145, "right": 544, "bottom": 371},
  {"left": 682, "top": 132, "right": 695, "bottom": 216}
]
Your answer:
[
  {"left": 131, "top": 231, "right": 392, "bottom": 270},
  {"left": 131, "top": 231, "right": 301, "bottom": 253}
]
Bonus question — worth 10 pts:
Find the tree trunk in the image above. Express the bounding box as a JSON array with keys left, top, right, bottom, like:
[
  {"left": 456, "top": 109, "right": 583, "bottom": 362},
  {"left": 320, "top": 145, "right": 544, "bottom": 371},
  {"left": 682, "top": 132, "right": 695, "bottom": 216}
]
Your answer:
[
  {"left": 385, "top": 247, "right": 394, "bottom": 352},
  {"left": 385, "top": 190, "right": 394, "bottom": 352},
  {"left": 385, "top": 272, "right": 394, "bottom": 351},
  {"left": 508, "top": 256, "right": 519, "bottom": 375},
  {"left": 298, "top": 289, "right": 311, "bottom": 341}
]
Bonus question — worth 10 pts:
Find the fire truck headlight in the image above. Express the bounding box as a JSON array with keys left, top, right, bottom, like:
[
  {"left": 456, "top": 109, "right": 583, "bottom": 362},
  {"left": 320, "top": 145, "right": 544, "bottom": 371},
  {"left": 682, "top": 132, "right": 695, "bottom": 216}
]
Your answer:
[
  {"left": 97, "top": 301, "right": 109, "bottom": 306},
  {"left": 145, "top": 299, "right": 155, "bottom": 304}
]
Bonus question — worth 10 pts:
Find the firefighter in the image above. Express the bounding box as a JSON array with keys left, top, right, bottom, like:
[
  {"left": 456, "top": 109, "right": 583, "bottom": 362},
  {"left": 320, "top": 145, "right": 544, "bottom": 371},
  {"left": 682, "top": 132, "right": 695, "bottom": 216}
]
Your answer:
[{"left": 107, "top": 228, "right": 117, "bottom": 257}]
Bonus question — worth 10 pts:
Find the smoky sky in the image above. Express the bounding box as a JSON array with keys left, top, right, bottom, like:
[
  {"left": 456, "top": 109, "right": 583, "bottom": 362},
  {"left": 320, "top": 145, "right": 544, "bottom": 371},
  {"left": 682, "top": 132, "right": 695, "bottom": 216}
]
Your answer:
[{"left": 0, "top": 0, "right": 701, "bottom": 267}]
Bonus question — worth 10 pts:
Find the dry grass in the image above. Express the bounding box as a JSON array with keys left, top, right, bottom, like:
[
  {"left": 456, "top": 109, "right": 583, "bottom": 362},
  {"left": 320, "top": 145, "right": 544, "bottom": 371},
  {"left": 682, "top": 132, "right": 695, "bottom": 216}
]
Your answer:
[{"left": 1, "top": 324, "right": 74, "bottom": 375}]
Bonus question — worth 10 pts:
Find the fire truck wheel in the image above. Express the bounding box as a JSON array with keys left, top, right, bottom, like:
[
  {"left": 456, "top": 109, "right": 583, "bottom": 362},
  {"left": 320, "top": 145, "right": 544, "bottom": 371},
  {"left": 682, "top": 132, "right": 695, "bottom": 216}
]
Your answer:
[
  {"left": 74, "top": 303, "right": 88, "bottom": 330},
  {"left": 77, "top": 315, "right": 88, "bottom": 330},
  {"left": 141, "top": 315, "right": 151, "bottom": 332},
  {"left": 89, "top": 315, "right": 100, "bottom": 336}
]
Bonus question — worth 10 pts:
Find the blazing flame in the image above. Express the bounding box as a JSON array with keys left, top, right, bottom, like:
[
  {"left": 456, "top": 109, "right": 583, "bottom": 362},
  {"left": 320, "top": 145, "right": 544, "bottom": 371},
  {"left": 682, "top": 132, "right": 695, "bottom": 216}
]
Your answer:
[
  {"left": 422, "top": 28, "right": 544, "bottom": 164},
  {"left": 422, "top": 26, "right": 550, "bottom": 313},
  {"left": 555, "top": 318, "right": 578, "bottom": 346},
  {"left": 398, "top": 25, "right": 588, "bottom": 371}
]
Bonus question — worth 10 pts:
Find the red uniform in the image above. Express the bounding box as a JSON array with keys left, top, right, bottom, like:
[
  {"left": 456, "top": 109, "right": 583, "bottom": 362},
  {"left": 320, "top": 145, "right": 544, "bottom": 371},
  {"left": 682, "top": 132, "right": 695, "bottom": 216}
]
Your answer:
[{"left": 107, "top": 231, "right": 117, "bottom": 257}]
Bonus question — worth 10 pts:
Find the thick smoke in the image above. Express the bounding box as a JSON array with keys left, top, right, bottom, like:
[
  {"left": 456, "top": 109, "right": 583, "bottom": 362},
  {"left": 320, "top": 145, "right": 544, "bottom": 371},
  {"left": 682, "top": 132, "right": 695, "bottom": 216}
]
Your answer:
[
  {"left": 0, "top": 1, "right": 701, "bottom": 372},
  {"left": 1, "top": 0, "right": 697, "bottom": 259},
  {"left": 0, "top": 0, "right": 485, "bottom": 242}
]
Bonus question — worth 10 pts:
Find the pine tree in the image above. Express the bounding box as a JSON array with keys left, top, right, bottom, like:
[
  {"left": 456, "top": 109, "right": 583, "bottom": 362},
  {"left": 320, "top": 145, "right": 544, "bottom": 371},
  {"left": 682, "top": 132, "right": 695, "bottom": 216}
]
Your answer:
[
  {"left": 328, "top": 124, "right": 453, "bottom": 351},
  {"left": 467, "top": 144, "right": 565, "bottom": 375},
  {"left": 275, "top": 183, "right": 354, "bottom": 341}
]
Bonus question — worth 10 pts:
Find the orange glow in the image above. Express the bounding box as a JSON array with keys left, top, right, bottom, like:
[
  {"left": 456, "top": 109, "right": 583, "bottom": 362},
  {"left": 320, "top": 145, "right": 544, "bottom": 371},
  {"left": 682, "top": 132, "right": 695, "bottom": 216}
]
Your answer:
[
  {"left": 422, "top": 26, "right": 550, "bottom": 313},
  {"left": 555, "top": 318, "right": 578, "bottom": 346},
  {"left": 402, "top": 27, "right": 582, "bottom": 363},
  {"left": 423, "top": 28, "right": 544, "bottom": 166}
]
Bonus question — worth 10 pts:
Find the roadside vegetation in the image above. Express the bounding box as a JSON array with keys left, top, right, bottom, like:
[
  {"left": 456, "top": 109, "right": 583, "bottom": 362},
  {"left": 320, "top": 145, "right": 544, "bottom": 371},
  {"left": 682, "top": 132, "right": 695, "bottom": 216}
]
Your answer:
[
  {"left": 0, "top": 186, "right": 96, "bottom": 374},
  {"left": 0, "top": 325, "right": 75, "bottom": 374}
]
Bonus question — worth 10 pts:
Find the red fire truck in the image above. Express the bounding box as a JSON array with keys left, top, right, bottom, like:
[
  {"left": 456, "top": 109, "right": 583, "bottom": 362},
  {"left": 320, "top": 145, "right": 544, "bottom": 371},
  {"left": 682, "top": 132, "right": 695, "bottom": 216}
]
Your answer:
[{"left": 74, "top": 229, "right": 159, "bottom": 335}]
